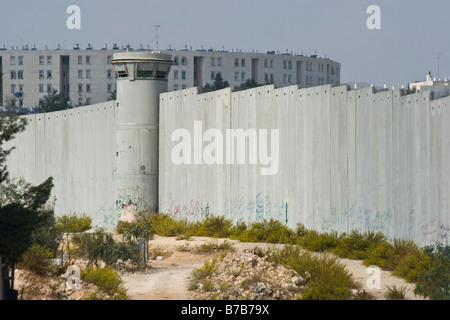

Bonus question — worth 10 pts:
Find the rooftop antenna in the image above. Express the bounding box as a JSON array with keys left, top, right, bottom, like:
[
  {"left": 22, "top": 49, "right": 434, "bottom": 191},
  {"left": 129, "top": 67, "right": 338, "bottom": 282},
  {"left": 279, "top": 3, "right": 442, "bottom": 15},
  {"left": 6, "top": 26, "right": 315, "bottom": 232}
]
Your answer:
[
  {"left": 153, "top": 25, "right": 161, "bottom": 50},
  {"left": 437, "top": 52, "right": 442, "bottom": 80}
]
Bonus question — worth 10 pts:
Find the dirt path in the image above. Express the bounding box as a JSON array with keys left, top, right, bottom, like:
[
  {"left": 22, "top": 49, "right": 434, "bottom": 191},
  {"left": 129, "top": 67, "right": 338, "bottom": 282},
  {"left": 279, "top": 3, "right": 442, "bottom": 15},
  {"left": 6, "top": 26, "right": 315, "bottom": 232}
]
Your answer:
[{"left": 121, "top": 236, "right": 424, "bottom": 300}]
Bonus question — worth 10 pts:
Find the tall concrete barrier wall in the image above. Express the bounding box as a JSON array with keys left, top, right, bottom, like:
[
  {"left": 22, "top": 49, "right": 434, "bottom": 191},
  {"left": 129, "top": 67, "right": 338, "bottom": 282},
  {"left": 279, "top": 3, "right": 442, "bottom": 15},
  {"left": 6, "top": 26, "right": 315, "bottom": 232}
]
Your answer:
[
  {"left": 159, "top": 84, "right": 450, "bottom": 247},
  {"left": 5, "top": 102, "right": 119, "bottom": 226}
]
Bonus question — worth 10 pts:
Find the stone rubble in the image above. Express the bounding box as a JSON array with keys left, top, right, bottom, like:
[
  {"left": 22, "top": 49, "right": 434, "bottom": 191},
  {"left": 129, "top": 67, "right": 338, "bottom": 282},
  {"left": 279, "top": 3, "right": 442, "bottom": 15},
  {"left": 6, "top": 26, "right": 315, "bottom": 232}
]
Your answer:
[{"left": 191, "top": 247, "right": 311, "bottom": 300}]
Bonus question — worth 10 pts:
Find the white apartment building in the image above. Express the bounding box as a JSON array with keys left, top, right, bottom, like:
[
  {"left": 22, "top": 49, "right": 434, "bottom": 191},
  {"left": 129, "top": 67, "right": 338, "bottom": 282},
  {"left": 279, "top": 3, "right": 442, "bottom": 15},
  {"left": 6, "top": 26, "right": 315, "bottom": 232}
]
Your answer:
[{"left": 0, "top": 45, "right": 340, "bottom": 109}]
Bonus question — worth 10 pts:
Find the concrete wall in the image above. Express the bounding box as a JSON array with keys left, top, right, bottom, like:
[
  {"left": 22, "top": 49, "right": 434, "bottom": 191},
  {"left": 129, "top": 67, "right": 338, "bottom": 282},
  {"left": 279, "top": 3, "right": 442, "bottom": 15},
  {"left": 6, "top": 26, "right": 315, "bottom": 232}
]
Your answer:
[
  {"left": 5, "top": 101, "right": 118, "bottom": 226},
  {"left": 159, "top": 84, "right": 450, "bottom": 247},
  {"left": 5, "top": 81, "right": 450, "bottom": 247}
]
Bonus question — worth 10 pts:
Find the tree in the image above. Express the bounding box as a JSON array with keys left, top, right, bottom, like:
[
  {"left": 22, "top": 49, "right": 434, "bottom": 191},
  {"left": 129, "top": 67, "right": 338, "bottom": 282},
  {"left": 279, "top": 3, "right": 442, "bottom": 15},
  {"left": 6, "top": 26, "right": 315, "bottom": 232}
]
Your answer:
[
  {"left": 201, "top": 73, "right": 230, "bottom": 93},
  {"left": 234, "top": 78, "right": 264, "bottom": 92},
  {"left": 38, "top": 89, "right": 71, "bottom": 113},
  {"left": 0, "top": 115, "right": 55, "bottom": 296}
]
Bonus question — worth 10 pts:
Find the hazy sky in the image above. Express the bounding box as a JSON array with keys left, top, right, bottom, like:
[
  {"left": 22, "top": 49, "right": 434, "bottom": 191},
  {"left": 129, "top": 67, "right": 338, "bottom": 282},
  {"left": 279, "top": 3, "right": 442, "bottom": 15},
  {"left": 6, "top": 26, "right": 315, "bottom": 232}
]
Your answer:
[{"left": 1, "top": 0, "right": 449, "bottom": 87}]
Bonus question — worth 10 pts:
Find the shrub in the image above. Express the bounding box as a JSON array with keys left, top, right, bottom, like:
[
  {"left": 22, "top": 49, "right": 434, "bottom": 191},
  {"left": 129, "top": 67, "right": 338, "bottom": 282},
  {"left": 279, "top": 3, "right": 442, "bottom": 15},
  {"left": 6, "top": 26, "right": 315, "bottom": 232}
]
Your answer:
[
  {"left": 72, "top": 229, "right": 116, "bottom": 267},
  {"left": 195, "top": 240, "right": 234, "bottom": 253},
  {"left": 298, "top": 230, "right": 341, "bottom": 252},
  {"left": 333, "top": 230, "right": 387, "bottom": 260},
  {"left": 236, "top": 219, "right": 296, "bottom": 244},
  {"left": 54, "top": 213, "right": 92, "bottom": 234},
  {"left": 385, "top": 285, "right": 407, "bottom": 300},
  {"left": 82, "top": 266, "right": 128, "bottom": 300},
  {"left": 151, "top": 214, "right": 197, "bottom": 237},
  {"left": 192, "top": 258, "right": 217, "bottom": 282},
  {"left": 414, "top": 244, "right": 450, "bottom": 300},
  {"left": 18, "top": 244, "right": 58, "bottom": 275},
  {"left": 363, "top": 241, "right": 394, "bottom": 268},
  {"left": 196, "top": 215, "right": 234, "bottom": 238},
  {"left": 270, "top": 245, "right": 363, "bottom": 300}
]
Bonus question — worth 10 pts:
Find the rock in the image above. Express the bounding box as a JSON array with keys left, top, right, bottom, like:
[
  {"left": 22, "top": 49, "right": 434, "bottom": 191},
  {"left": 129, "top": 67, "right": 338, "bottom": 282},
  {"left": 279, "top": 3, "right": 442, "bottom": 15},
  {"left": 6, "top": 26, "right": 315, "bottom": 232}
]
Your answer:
[
  {"left": 291, "top": 276, "right": 308, "bottom": 286},
  {"left": 156, "top": 256, "right": 164, "bottom": 261}
]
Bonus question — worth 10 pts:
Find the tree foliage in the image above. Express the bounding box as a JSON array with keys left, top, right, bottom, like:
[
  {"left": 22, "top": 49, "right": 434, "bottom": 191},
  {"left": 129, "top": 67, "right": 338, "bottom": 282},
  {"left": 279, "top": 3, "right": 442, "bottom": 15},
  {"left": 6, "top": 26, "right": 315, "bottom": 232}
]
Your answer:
[
  {"left": 201, "top": 73, "right": 230, "bottom": 93},
  {"left": 0, "top": 114, "right": 56, "bottom": 294},
  {"left": 38, "top": 89, "right": 71, "bottom": 113}
]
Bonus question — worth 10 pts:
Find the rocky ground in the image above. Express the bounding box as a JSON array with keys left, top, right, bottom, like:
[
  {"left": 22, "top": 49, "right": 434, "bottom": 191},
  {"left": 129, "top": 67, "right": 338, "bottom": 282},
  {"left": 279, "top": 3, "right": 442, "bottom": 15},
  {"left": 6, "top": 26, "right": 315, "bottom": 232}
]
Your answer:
[
  {"left": 190, "top": 247, "right": 311, "bottom": 300},
  {"left": 11, "top": 235, "right": 424, "bottom": 300}
]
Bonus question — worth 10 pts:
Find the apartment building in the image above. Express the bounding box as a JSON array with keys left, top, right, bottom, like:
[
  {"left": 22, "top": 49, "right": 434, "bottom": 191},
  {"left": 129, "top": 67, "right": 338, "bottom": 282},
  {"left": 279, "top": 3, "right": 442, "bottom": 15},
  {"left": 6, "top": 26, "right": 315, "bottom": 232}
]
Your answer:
[{"left": 0, "top": 45, "right": 340, "bottom": 109}]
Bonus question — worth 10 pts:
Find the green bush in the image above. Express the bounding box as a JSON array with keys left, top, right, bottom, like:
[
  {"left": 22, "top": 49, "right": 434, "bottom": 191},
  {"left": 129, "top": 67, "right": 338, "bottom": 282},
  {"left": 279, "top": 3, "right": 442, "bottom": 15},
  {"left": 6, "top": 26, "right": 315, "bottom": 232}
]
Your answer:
[
  {"left": 150, "top": 214, "right": 197, "bottom": 237},
  {"left": 414, "top": 244, "right": 449, "bottom": 299},
  {"left": 18, "top": 244, "right": 58, "bottom": 275},
  {"left": 385, "top": 285, "right": 407, "bottom": 300},
  {"left": 270, "top": 245, "right": 363, "bottom": 300},
  {"left": 54, "top": 213, "right": 92, "bottom": 234},
  {"left": 333, "top": 230, "right": 387, "bottom": 260},
  {"left": 72, "top": 229, "right": 116, "bottom": 267},
  {"left": 298, "top": 230, "right": 341, "bottom": 252},
  {"left": 236, "top": 219, "right": 296, "bottom": 244},
  {"left": 363, "top": 241, "right": 394, "bottom": 268},
  {"left": 82, "top": 266, "right": 128, "bottom": 300},
  {"left": 196, "top": 215, "right": 234, "bottom": 238}
]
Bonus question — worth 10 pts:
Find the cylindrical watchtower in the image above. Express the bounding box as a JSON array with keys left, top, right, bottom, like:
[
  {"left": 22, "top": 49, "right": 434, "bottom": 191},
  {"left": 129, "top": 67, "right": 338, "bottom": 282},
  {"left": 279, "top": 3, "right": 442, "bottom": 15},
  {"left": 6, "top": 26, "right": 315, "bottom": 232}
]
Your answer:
[{"left": 111, "top": 51, "right": 173, "bottom": 213}]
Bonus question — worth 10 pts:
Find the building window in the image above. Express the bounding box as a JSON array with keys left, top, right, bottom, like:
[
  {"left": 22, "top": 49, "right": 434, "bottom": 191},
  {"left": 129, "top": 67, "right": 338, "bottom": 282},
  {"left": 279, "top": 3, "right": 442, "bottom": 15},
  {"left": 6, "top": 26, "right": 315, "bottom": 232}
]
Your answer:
[
  {"left": 78, "top": 56, "right": 83, "bottom": 64},
  {"left": 10, "top": 56, "right": 15, "bottom": 65},
  {"left": 107, "top": 84, "right": 112, "bottom": 93},
  {"left": 174, "top": 84, "right": 179, "bottom": 91},
  {"left": 18, "top": 71, "right": 23, "bottom": 79},
  {"left": 86, "top": 70, "right": 91, "bottom": 79},
  {"left": 241, "top": 72, "right": 245, "bottom": 81},
  {"left": 107, "top": 70, "right": 112, "bottom": 79},
  {"left": 10, "top": 71, "right": 16, "bottom": 79},
  {"left": 47, "top": 84, "right": 52, "bottom": 93},
  {"left": 288, "top": 74, "right": 292, "bottom": 83},
  {"left": 39, "top": 84, "right": 44, "bottom": 93},
  {"left": 241, "top": 59, "right": 246, "bottom": 67},
  {"left": 211, "top": 71, "right": 215, "bottom": 80},
  {"left": 107, "top": 56, "right": 112, "bottom": 64},
  {"left": 288, "top": 61, "right": 292, "bottom": 69},
  {"left": 78, "top": 98, "right": 83, "bottom": 106},
  {"left": 217, "top": 57, "right": 222, "bottom": 66},
  {"left": 78, "top": 84, "right": 83, "bottom": 92},
  {"left": 283, "top": 61, "right": 287, "bottom": 69},
  {"left": 39, "top": 56, "right": 44, "bottom": 65},
  {"left": 47, "top": 56, "right": 52, "bottom": 65},
  {"left": 47, "top": 70, "right": 52, "bottom": 79},
  {"left": 18, "top": 56, "right": 23, "bottom": 65},
  {"left": 182, "top": 85, "right": 186, "bottom": 89},
  {"left": 181, "top": 57, "right": 187, "bottom": 65},
  {"left": 211, "top": 57, "right": 215, "bottom": 66},
  {"left": 18, "top": 84, "right": 23, "bottom": 92},
  {"left": 234, "top": 72, "right": 239, "bottom": 81},
  {"left": 86, "top": 98, "right": 91, "bottom": 105},
  {"left": 234, "top": 59, "right": 239, "bottom": 67},
  {"left": 283, "top": 74, "right": 287, "bottom": 83},
  {"left": 264, "top": 73, "right": 268, "bottom": 83},
  {"left": 174, "top": 70, "right": 178, "bottom": 79},
  {"left": 86, "top": 56, "right": 91, "bottom": 65},
  {"left": 270, "top": 74, "right": 274, "bottom": 83},
  {"left": 174, "top": 56, "right": 179, "bottom": 65},
  {"left": 10, "top": 84, "right": 15, "bottom": 93},
  {"left": 181, "top": 71, "right": 186, "bottom": 80},
  {"left": 39, "top": 70, "right": 44, "bottom": 79},
  {"left": 86, "top": 84, "right": 91, "bottom": 92}
]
